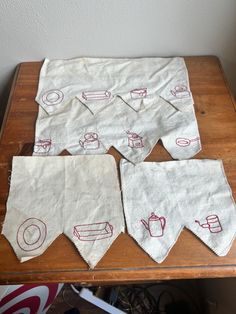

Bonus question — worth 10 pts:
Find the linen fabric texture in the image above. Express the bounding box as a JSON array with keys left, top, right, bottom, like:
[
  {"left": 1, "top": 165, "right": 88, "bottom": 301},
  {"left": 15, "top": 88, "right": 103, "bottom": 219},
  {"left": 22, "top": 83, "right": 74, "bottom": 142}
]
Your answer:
[
  {"left": 34, "top": 57, "right": 201, "bottom": 162},
  {"left": 2, "top": 155, "right": 124, "bottom": 268},
  {"left": 120, "top": 159, "right": 236, "bottom": 263}
]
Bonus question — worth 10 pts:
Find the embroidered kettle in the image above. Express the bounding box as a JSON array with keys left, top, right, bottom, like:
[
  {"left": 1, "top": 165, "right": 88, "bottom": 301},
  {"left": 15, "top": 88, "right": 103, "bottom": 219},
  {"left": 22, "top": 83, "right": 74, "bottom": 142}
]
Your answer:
[
  {"left": 141, "top": 212, "right": 166, "bottom": 237},
  {"left": 79, "top": 132, "right": 100, "bottom": 150}
]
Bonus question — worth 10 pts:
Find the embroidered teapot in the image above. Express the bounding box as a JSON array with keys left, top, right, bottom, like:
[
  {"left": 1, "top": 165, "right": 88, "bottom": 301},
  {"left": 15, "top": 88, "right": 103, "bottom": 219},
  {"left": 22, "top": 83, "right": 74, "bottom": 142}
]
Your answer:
[{"left": 79, "top": 132, "right": 100, "bottom": 150}]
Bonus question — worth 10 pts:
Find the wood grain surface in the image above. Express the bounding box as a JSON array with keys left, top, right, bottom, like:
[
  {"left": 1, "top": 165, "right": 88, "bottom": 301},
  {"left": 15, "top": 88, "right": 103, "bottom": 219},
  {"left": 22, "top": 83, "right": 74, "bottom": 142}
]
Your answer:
[{"left": 0, "top": 56, "right": 236, "bottom": 284}]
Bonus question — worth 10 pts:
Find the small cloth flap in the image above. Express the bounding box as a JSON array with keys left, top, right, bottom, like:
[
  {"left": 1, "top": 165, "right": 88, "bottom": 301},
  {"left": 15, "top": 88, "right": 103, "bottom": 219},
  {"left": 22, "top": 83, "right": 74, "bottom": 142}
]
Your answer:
[
  {"left": 120, "top": 159, "right": 183, "bottom": 263},
  {"left": 2, "top": 156, "right": 64, "bottom": 262},
  {"left": 181, "top": 160, "right": 236, "bottom": 256},
  {"left": 2, "top": 155, "right": 124, "bottom": 267},
  {"left": 120, "top": 159, "right": 236, "bottom": 262},
  {"left": 63, "top": 155, "right": 125, "bottom": 268}
]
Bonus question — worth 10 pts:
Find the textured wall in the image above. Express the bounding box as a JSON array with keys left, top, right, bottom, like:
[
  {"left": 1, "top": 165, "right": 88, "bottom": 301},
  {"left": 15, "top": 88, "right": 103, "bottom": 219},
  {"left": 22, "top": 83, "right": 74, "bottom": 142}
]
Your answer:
[{"left": 0, "top": 0, "right": 236, "bottom": 111}]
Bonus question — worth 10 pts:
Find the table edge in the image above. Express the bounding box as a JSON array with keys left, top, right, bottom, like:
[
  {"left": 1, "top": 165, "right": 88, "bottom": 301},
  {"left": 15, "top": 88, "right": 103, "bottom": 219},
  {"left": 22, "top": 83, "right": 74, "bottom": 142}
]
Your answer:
[{"left": 1, "top": 264, "right": 236, "bottom": 285}]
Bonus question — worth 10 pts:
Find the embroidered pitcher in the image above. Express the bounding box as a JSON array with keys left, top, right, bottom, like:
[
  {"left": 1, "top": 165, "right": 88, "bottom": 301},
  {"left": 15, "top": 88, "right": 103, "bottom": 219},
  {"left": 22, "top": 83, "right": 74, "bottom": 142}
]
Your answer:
[{"left": 141, "top": 212, "right": 166, "bottom": 237}]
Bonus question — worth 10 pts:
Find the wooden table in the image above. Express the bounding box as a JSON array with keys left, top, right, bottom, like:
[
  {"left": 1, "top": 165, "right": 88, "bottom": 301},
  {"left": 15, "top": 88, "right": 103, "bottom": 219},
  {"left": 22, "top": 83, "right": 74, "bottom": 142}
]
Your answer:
[{"left": 0, "top": 56, "right": 236, "bottom": 284}]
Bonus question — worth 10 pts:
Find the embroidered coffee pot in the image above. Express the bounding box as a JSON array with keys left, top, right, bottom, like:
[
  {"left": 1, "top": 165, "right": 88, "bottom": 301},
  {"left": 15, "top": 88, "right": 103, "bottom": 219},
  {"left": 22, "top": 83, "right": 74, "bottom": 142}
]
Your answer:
[{"left": 141, "top": 212, "right": 166, "bottom": 237}]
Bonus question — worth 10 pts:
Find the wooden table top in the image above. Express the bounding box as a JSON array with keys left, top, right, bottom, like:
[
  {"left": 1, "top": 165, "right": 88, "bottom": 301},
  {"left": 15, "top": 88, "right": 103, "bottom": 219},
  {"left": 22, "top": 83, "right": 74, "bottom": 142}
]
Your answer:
[{"left": 0, "top": 56, "right": 236, "bottom": 284}]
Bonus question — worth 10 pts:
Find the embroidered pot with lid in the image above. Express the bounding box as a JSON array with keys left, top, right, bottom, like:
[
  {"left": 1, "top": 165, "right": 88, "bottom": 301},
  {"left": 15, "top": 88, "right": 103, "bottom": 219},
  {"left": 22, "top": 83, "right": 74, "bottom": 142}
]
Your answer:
[{"left": 141, "top": 212, "right": 166, "bottom": 237}]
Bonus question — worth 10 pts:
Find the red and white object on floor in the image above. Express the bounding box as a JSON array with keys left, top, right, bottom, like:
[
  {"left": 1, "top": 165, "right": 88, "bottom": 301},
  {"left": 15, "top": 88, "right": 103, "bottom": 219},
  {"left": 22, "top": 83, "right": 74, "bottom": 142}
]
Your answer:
[
  {"left": 0, "top": 284, "right": 63, "bottom": 314},
  {"left": 71, "top": 286, "right": 125, "bottom": 314}
]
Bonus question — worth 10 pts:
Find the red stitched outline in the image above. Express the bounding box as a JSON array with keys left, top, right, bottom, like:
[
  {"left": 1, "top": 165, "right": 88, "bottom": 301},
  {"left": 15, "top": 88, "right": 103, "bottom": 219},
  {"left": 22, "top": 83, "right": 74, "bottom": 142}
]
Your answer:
[
  {"left": 82, "top": 90, "right": 111, "bottom": 101},
  {"left": 141, "top": 212, "right": 166, "bottom": 237},
  {"left": 127, "top": 131, "right": 144, "bottom": 148},
  {"left": 46, "top": 92, "right": 60, "bottom": 102},
  {"left": 16, "top": 218, "right": 47, "bottom": 251},
  {"left": 170, "top": 85, "right": 190, "bottom": 99},
  {"left": 130, "top": 88, "right": 147, "bottom": 99},
  {"left": 79, "top": 132, "right": 100, "bottom": 150},
  {"left": 73, "top": 222, "right": 113, "bottom": 242},
  {"left": 33, "top": 139, "right": 52, "bottom": 154},
  {"left": 195, "top": 214, "right": 223, "bottom": 233},
  {"left": 23, "top": 224, "right": 41, "bottom": 245},
  {"left": 176, "top": 137, "right": 200, "bottom": 147},
  {"left": 42, "top": 89, "right": 64, "bottom": 106}
]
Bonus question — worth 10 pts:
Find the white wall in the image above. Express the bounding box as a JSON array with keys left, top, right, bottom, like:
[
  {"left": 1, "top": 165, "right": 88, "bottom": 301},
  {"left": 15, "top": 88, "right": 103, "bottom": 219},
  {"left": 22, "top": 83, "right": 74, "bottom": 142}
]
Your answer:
[{"left": 0, "top": 0, "right": 236, "bottom": 110}]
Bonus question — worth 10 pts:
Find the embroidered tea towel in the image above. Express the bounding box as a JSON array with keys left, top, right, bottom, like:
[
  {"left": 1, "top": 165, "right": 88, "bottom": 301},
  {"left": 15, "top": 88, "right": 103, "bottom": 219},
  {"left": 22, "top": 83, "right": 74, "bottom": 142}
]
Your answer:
[
  {"left": 2, "top": 155, "right": 124, "bottom": 268},
  {"left": 35, "top": 57, "right": 193, "bottom": 114},
  {"left": 33, "top": 95, "right": 199, "bottom": 163},
  {"left": 34, "top": 56, "right": 201, "bottom": 161},
  {"left": 63, "top": 155, "right": 124, "bottom": 268},
  {"left": 173, "top": 160, "right": 236, "bottom": 257},
  {"left": 120, "top": 159, "right": 236, "bottom": 263},
  {"left": 120, "top": 159, "right": 183, "bottom": 262},
  {"left": 2, "top": 157, "right": 64, "bottom": 263}
]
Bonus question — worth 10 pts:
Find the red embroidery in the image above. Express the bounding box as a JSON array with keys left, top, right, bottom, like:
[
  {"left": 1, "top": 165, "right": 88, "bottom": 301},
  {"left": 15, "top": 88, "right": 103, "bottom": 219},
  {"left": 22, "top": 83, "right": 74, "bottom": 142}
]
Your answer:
[
  {"left": 82, "top": 90, "right": 111, "bottom": 101},
  {"left": 17, "top": 218, "right": 47, "bottom": 251},
  {"left": 176, "top": 137, "right": 200, "bottom": 147},
  {"left": 79, "top": 132, "right": 100, "bottom": 150},
  {"left": 130, "top": 88, "right": 147, "bottom": 99},
  {"left": 141, "top": 212, "right": 166, "bottom": 237},
  {"left": 195, "top": 215, "right": 222, "bottom": 233},
  {"left": 127, "top": 131, "right": 144, "bottom": 148},
  {"left": 171, "top": 85, "right": 190, "bottom": 99},
  {"left": 73, "top": 222, "right": 113, "bottom": 241},
  {"left": 42, "top": 89, "right": 64, "bottom": 106},
  {"left": 33, "top": 139, "right": 52, "bottom": 154}
]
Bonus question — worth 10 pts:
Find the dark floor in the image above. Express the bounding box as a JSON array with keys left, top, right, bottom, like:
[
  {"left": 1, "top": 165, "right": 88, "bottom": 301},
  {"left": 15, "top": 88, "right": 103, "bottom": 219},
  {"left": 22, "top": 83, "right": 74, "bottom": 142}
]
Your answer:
[
  {"left": 47, "top": 280, "right": 205, "bottom": 314},
  {"left": 47, "top": 284, "right": 106, "bottom": 314}
]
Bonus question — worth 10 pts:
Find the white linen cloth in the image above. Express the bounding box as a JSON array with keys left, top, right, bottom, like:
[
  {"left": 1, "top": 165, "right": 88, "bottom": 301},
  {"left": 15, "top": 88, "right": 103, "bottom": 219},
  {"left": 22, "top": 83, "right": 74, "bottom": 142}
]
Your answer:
[
  {"left": 33, "top": 95, "right": 199, "bottom": 163},
  {"left": 120, "top": 159, "right": 236, "bottom": 263},
  {"left": 34, "top": 57, "right": 201, "bottom": 162},
  {"left": 2, "top": 155, "right": 124, "bottom": 268}
]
